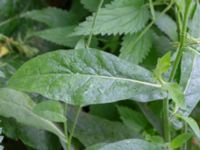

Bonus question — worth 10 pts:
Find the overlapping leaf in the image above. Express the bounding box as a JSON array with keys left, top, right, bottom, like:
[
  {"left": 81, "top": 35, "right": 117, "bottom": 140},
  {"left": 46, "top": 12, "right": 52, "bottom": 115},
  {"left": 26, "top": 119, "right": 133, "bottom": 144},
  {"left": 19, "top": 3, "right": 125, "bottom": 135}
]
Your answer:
[
  {"left": 85, "top": 139, "right": 167, "bottom": 150},
  {"left": 0, "top": 88, "right": 65, "bottom": 142},
  {"left": 8, "top": 48, "right": 166, "bottom": 106},
  {"left": 120, "top": 30, "right": 152, "bottom": 64},
  {"left": 74, "top": 0, "right": 150, "bottom": 35}
]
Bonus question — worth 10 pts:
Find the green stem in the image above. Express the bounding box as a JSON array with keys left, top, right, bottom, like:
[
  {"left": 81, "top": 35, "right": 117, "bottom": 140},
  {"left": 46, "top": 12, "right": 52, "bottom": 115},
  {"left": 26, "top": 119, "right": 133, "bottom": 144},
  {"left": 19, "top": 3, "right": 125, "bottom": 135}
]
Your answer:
[
  {"left": 163, "top": 0, "right": 192, "bottom": 142},
  {"left": 149, "top": 0, "right": 155, "bottom": 20},
  {"left": 63, "top": 104, "right": 68, "bottom": 148},
  {"left": 67, "top": 107, "right": 81, "bottom": 150},
  {"left": 86, "top": 0, "right": 104, "bottom": 47}
]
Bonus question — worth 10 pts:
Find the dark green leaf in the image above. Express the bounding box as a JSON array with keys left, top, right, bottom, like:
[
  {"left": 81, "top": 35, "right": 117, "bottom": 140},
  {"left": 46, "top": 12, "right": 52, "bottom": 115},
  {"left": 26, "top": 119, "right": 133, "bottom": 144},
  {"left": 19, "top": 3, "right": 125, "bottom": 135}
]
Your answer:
[{"left": 9, "top": 48, "right": 166, "bottom": 106}]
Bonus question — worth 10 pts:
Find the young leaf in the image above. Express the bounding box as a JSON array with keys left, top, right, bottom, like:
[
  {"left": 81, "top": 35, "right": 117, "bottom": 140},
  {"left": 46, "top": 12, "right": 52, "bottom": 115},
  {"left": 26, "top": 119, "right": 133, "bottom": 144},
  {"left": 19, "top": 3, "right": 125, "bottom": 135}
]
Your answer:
[
  {"left": 30, "top": 26, "right": 82, "bottom": 48},
  {"left": 8, "top": 48, "right": 166, "bottom": 106},
  {"left": 81, "top": 0, "right": 112, "bottom": 12},
  {"left": 163, "top": 82, "right": 185, "bottom": 109},
  {"left": 33, "top": 101, "right": 66, "bottom": 123},
  {"left": 178, "top": 116, "right": 200, "bottom": 139},
  {"left": 155, "top": 12, "right": 178, "bottom": 41},
  {"left": 67, "top": 107, "right": 134, "bottom": 146},
  {"left": 154, "top": 52, "right": 171, "bottom": 80},
  {"left": 74, "top": 0, "right": 150, "bottom": 35},
  {"left": 85, "top": 139, "right": 166, "bottom": 150},
  {"left": 21, "top": 7, "right": 78, "bottom": 27},
  {"left": 119, "top": 30, "right": 153, "bottom": 64},
  {"left": 170, "top": 133, "right": 192, "bottom": 149},
  {"left": 0, "top": 88, "right": 66, "bottom": 142},
  {"left": 117, "top": 106, "right": 147, "bottom": 132}
]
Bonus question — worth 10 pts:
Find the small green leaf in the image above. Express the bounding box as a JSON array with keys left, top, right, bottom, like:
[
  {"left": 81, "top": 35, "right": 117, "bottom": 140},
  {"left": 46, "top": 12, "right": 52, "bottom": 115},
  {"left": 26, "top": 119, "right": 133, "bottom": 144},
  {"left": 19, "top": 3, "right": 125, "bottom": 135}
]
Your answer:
[
  {"left": 178, "top": 116, "right": 200, "bottom": 139},
  {"left": 170, "top": 133, "right": 192, "bottom": 149},
  {"left": 154, "top": 52, "right": 171, "bottom": 80},
  {"left": 163, "top": 82, "right": 185, "bottom": 109},
  {"left": 33, "top": 101, "right": 66, "bottom": 123},
  {"left": 119, "top": 30, "right": 152, "bottom": 64}
]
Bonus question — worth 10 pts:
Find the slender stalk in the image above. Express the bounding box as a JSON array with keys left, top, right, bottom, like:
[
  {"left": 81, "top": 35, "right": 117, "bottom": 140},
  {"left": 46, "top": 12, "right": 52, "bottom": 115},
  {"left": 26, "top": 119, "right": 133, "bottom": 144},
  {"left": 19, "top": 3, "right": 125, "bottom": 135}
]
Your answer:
[
  {"left": 163, "top": 0, "right": 192, "bottom": 142},
  {"left": 64, "top": 104, "right": 68, "bottom": 148},
  {"left": 67, "top": 107, "right": 81, "bottom": 150},
  {"left": 66, "top": 1, "right": 104, "bottom": 149},
  {"left": 149, "top": 0, "right": 155, "bottom": 20},
  {"left": 86, "top": 0, "right": 105, "bottom": 47}
]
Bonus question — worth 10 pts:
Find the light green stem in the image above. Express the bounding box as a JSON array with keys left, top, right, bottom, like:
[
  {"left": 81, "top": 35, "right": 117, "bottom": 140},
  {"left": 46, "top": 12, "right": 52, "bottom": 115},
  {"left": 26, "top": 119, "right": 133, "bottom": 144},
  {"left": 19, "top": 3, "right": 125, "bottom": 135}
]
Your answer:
[{"left": 163, "top": 0, "right": 192, "bottom": 142}]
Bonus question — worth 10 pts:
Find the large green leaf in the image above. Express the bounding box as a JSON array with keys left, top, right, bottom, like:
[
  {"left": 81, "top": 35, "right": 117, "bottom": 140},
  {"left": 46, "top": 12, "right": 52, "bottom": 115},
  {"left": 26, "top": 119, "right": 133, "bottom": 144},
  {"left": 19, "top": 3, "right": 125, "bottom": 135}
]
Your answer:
[
  {"left": 180, "top": 51, "right": 200, "bottom": 116},
  {"left": 67, "top": 107, "right": 135, "bottom": 146},
  {"left": 85, "top": 139, "right": 167, "bottom": 150},
  {"left": 74, "top": 0, "right": 150, "bottom": 35},
  {"left": 119, "top": 30, "right": 152, "bottom": 64},
  {"left": 0, "top": 88, "right": 66, "bottom": 142},
  {"left": 30, "top": 26, "right": 81, "bottom": 48},
  {"left": 9, "top": 48, "right": 166, "bottom": 106},
  {"left": 21, "top": 7, "right": 78, "bottom": 27},
  {"left": 0, "top": 118, "right": 61, "bottom": 150}
]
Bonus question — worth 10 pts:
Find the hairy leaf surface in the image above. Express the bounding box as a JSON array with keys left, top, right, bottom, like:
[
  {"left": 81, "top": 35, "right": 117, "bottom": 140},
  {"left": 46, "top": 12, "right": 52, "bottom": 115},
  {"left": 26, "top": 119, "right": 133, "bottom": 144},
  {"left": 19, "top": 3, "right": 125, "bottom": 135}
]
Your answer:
[
  {"left": 9, "top": 49, "right": 166, "bottom": 106},
  {"left": 74, "top": 0, "right": 150, "bottom": 35},
  {"left": 0, "top": 88, "right": 65, "bottom": 142}
]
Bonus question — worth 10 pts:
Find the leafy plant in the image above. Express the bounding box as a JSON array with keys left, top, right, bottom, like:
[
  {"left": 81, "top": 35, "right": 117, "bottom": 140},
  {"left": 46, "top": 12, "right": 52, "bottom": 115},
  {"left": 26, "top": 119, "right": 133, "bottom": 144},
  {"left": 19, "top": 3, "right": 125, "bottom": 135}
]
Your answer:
[{"left": 0, "top": 0, "right": 200, "bottom": 149}]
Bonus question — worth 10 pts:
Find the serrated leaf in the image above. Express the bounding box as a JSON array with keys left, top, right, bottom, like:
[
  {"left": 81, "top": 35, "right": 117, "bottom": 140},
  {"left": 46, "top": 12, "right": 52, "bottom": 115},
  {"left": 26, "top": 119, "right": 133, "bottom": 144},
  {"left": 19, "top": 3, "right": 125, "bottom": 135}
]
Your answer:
[
  {"left": 21, "top": 7, "right": 78, "bottom": 27},
  {"left": 81, "top": 0, "right": 112, "bottom": 12},
  {"left": 155, "top": 12, "right": 178, "bottom": 41},
  {"left": 8, "top": 48, "right": 166, "bottom": 106},
  {"left": 30, "top": 26, "right": 81, "bottom": 48},
  {"left": 178, "top": 116, "right": 200, "bottom": 139},
  {"left": 74, "top": 0, "right": 150, "bottom": 35},
  {"left": 0, "top": 88, "right": 66, "bottom": 142},
  {"left": 120, "top": 30, "right": 152, "bottom": 64},
  {"left": 154, "top": 52, "right": 171, "bottom": 80},
  {"left": 117, "top": 106, "right": 147, "bottom": 132},
  {"left": 85, "top": 139, "right": 166, "bottom": 150},
  {"left": 33, "top": 101, "right": 66, "bottom": 123},
  {"left": 163, "top": 82, "right": 185, "bottom": 109},
  {"left": 170, "top": 133, "right": 192, "bottom": 149},
  {"left": 67, "top": 107, "right": 135, "bottom": 146}
]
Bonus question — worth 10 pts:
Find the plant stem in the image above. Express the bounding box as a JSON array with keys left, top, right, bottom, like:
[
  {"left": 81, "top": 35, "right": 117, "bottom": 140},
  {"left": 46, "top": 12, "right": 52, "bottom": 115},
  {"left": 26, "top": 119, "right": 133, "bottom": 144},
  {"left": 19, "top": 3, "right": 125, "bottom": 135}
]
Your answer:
[
  {"left": 149, "top": 0, "right": 155, "bottom": 20},
  {"left": 163, "top": 0, "right": 192, "bottom": 142},
  {"left": 67, "top": 107, "right": 81, "bottom": 150},
  {"left": 64, "top": 104, "right": 68, "bottom": 148},
  {"left": 86, "top": 0, "right": 104, "bottom": 47}
]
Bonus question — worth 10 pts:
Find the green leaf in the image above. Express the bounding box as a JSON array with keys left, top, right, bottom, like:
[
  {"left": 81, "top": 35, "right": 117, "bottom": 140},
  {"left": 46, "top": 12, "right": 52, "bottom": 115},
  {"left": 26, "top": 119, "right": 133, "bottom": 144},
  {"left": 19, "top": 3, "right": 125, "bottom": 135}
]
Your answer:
[
  {"left": 117, "top": 106, "right": 147, "bottom": 132},
  {"left": 0, "top": 71, "right": 5, "bottom": 78},
  {"left": 155, "top": 12, "right": 178, "bottom": 41},
  {"left": 0, "top": 118, "right": 61, "bottom": 150},
  {"left": 170, "top": 133, "right": 192, "bottom": 149},
  {"left": 9, "top": 48, "right": 166, "bottom": 106},
  {"left": 179, "top": 116, "right": 200, "bottom": 139},
  {"left": 163, "top": 82, "right": 185, "bottom": 109},
  {"left": 81, "top": 0, "right": 112, "bottom": 12},
  {"left": 154, "top": 52, "right": 171, "bottom": 80},
  {"left": 85, "top": 139, "right": 166, "bottom": 150},
  {"left": 67, "top": 107, "right": 135, "bottom": 146},
  {"left": 30, "top": 26, "right": 81, "bottom": 48},
  {"left": 119, "top": 30, "right": 152, "bottom": 64},
  {"left": 0, "top": 88, "right": 66, "bottom": 142},
  {"left": 21, "top": 7, "right": 78, "bottom": 27},
  {"left": 180, "top": 51, "right": 200, "bottom": 116},
  {"left": 33, "top": 101, "right": 66, "bottom": 123},
  {"left": 74, "top": 0, "right": 150, "bottom": 35}
]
